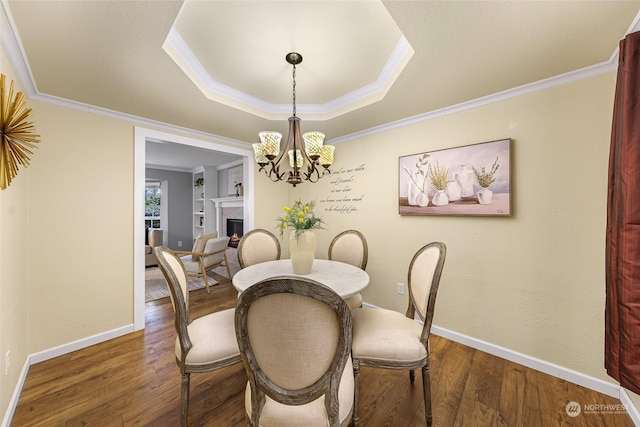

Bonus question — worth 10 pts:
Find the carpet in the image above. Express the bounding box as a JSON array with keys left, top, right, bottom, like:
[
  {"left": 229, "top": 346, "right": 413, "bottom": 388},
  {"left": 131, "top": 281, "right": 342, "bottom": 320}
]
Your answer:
[
  {"left": 145, "top": 247, "right": 240, "bottom": 302},
  {"left": 145, "top": 267, "right": 219, "bottom": 302}
]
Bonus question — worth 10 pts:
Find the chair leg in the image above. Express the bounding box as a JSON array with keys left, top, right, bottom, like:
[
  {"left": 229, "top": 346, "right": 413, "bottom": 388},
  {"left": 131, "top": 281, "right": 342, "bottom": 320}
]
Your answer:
[
  {"left": 181, "top": 373, "right": 190, "bottom": 427},
  {"left": 352, "top": 358, "right": 360, "bottom": 427},
  {"left": 422, "top": 364, "right": 432, "bottom": 426},
  {"left": 199, "top": 258, "right": 211, "bottom": 293},
  {"left": 223, "top": 254, "right": 232, "bottom": 279}
]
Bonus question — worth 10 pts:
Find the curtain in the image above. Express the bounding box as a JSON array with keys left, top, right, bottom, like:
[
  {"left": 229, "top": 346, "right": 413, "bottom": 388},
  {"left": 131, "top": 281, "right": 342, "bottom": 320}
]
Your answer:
[{"left": 606, "top": 30, "right": 640, "bottom": 395}]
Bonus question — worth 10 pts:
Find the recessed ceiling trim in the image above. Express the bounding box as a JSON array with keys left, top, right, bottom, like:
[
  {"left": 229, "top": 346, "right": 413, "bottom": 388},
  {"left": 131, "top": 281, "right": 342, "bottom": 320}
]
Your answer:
[
  {"left": 163, "top": 29, "right": 413, "bottom": 121},
  {"left": 295, "top": 36, "right": 415, "bottom": 120}
]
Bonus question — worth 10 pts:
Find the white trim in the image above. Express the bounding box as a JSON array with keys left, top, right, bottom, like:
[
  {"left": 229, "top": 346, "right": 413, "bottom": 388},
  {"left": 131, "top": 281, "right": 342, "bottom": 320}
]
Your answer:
[
  {"left": 1, "top": 325, "right": 134, "bottom": 427},
  {"left": 620, "top": 388, "right": 640, "bottom": 426},
  {"left": 0, "top": 0, "right": 37, "bottom": 95},
  {"left": 29, "top": 325, "right": 134, "bottom": 364},
  {"left": 1, "top": 358, "right": 29, "bottom": 427},
  {"left": 430, "top": 325, "right": 620, "bottom": 398},
  {"left": 362, "top": 300, "right": 624, "bottom": 400},
  {"left": 2, "top": 2, "right": 640, "bottom": 148},
  {"left": 330, "top": 59, "right": 617, "bottom": 145},
  {"left": 134, "top": 126, "right": 254, "bottom": 333},
  {"left": 163, "top": 28, "right": 413, "bottom": 121},
  {"left": 134, "top": 128, "right": 146, "bottom": 330}
]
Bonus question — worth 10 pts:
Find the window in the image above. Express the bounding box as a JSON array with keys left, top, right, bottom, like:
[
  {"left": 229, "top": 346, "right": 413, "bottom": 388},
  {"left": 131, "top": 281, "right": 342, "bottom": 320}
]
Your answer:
[{"left": 145, "top": 182, "right": 161, "bottom": 229}]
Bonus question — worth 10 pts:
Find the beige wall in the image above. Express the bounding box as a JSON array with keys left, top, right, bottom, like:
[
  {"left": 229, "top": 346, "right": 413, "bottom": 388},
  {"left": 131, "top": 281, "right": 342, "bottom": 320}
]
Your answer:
[
  {"left": 0, "top": 46, "right": 30, "bottom": 416},
  {"left": 294, "top": 72, "right": 616, "bottom": 385},
  {"left": 26, "top": 101, "right": 136, "bottom": 351}
]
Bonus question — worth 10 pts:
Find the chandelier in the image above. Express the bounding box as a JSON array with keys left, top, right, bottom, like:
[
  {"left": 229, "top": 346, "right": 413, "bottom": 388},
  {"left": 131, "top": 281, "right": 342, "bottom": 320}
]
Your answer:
[{"left": 252, "top": 52, "right": 335, "bottom": 187}]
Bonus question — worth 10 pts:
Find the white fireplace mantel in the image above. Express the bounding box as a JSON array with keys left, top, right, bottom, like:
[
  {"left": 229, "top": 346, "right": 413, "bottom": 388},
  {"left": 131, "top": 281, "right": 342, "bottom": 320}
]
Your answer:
[
  {"left": 211, "top": 197, "right": 244, "bottom": 235},
  {"left": 211, "top": 196, "right": 243, "bottom": 209}
]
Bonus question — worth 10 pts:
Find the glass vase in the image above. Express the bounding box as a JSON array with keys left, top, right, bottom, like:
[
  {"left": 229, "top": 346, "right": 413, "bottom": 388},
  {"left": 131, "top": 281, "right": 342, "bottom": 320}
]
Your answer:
[{"left": 289, "top": 230, "right": 316, "bottom": 274}]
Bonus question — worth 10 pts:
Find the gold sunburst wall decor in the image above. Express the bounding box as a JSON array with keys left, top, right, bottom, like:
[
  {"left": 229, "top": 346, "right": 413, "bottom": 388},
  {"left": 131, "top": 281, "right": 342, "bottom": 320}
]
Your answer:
[{"left": 0, "top": 74, "right": 41, "bottom": 190}]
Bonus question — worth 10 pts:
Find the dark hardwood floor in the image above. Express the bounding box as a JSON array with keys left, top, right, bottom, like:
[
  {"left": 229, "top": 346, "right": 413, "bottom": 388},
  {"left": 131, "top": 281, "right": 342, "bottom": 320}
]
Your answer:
[{"left": 12, "top": 271, "right": 635, "bottom": 426}]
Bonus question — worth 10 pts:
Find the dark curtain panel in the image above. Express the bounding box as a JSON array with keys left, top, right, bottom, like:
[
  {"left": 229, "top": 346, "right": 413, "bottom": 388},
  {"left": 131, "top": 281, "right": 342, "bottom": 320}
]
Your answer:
[{"left": 606, "top": 30, "right": 640, "bottom": 395}]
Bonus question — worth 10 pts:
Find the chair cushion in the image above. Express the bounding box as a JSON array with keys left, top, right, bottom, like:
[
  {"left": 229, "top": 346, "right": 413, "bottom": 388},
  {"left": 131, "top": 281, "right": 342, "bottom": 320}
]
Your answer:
[
  {"left": 175, "top": 308, "right": 240, "bottom": 367},
  {"left": 351, "top": 308, "right": 426, "bottom": 364},
  {"left": 145, "top": 245, "right": 153, "bottom": 255},
  {"left": 344, "top": 293, "right": 363, "bottom": 311},
  {"left": 244, "top": 356, "right": 354, "bottom": 427},
  {"left": 181, "top": 237, "right": 229, "bottom": 273},
  {"left": 192, "top": 231, "right": 219, "bottom": 260}
]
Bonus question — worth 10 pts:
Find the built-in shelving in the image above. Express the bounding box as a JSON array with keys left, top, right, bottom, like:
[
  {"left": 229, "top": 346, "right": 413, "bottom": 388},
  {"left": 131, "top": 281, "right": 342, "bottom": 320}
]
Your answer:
[{"left": 192, "top": 166, "right": 217, "bottom": 241}]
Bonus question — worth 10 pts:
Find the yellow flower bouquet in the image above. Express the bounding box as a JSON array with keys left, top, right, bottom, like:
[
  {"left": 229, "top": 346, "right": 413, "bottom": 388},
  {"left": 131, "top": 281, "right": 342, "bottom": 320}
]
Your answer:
[{"left": 277, "top": 199, "right": 325, "bottom": 239}]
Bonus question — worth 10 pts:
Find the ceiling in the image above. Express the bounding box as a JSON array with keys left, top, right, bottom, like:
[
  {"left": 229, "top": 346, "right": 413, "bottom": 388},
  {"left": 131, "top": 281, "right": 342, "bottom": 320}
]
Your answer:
[{"left": 4, "top": 1, "right": 640, "bottom": 169}]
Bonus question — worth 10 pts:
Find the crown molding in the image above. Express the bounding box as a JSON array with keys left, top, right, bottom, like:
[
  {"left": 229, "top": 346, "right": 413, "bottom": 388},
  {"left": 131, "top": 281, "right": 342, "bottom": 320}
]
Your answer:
[
  {"left": 330, "top": 58, "right": 618, "bottom": 145},
  {"left": 2, "top": 2, "right": 637, "bottom": 148}
]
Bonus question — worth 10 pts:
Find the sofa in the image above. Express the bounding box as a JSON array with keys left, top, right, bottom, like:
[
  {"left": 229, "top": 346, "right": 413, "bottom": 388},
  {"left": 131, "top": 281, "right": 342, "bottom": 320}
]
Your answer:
[{"left": 145, "top": 228, "right": 164, "bottom": 267}]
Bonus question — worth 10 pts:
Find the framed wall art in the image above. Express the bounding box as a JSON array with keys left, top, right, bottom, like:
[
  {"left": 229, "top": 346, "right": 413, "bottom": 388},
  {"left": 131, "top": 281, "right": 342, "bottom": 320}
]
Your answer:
[
  {"left": 399, "top": 138, "right": 512, "bottom": 216},
  {"left": 227, "top": 165, "right": 243, "bottom": 196}
]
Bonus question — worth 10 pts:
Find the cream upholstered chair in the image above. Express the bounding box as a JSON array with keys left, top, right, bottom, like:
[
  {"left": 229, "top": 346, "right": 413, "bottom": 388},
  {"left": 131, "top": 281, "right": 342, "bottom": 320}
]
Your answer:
[
  {"left": 237, "top": 228, "right": 281, "bottom": 268},
  {"left": 154, "top": 246, "right": 241, "bottom": 427},
  {"left": 174, "top": 232, "right": 231, "bottom": 293},
  {"left": 235, "top": 276, "right": 354, "bottom": 427},
  {"left": 328, "top": 230, "right": 368, "bottom": 310},
  {"left": 351, "top": 242, "right": 446, "bottom": 426}
]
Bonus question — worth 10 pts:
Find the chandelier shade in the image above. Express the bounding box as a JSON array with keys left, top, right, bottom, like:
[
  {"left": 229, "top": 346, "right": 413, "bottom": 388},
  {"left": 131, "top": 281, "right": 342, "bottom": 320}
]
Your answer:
[
  {"left": 288, "top": 149, "right": 303, "bottom": 168},
  {"left": 253, "top": 52, "right": 335, "bottom": 186},
  {"left": 320, "top": 145, "right": 335, "bottom": 167},
  {"left": 303, "top": 131, "right": 325, "bottom": 159}
]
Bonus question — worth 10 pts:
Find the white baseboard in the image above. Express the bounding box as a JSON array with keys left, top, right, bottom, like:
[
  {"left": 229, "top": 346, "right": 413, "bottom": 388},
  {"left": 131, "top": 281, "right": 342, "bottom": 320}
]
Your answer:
[
  {"left": 2, "top": 324, "right": 134, "bottom": 427},
  {"left": 362, "top": 301, "right": 622, "bottom": 399},
  {"left": 430, "top": 325, "right": 620, "bottom": 398},
  {"left": 29, "top": 324, "right": 134, "bottom": 364},
  {"left": 1, "top": 358, "right": 30, "bottom": 427},
  {"left": 620, "top": 388, "right": 640, "bottom": 426}
]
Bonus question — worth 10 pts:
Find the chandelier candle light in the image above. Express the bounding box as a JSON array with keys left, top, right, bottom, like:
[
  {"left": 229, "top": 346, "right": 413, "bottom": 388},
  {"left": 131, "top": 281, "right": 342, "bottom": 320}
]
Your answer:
[{"left": 253, "top": 52, "right": 335, "bottom": 187}]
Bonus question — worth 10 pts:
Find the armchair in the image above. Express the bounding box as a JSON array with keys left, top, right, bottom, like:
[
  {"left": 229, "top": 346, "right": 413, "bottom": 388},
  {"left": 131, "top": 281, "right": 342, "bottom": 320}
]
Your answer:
[{"left": 174, "top": 233, "right": 231, "bottom": 293}]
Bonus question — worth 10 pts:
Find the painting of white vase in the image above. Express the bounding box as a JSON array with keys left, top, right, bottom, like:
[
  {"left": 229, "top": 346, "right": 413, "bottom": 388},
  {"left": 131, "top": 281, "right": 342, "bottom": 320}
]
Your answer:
[
  {"left": 478, "top": 188, "right": 493, "bottom": 204},
  {"left": 398, "top": 138, "right": 512, "bottom": 216},
  {"left": 432, "top": 190, "right": 449, "bottom": 206}
]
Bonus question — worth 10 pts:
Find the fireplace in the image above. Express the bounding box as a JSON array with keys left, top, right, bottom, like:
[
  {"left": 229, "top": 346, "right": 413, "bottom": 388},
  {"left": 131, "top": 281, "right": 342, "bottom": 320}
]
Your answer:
[{"left": 226, "top": 218, "right": 243, "bottom": 248}]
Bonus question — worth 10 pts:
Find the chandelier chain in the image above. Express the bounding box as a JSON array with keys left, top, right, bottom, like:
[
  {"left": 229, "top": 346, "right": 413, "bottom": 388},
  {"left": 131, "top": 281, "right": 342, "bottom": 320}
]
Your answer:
[{"left": 292, "top": 64, "right": 297, "bottom": 117}]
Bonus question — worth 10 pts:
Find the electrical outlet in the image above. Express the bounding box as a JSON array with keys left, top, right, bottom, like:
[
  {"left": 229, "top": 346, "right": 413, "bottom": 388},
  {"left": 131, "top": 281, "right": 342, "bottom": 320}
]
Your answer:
[
  {"left": 397, "top": 283, "right": 405, "bottom": 295},
  {"left": 5, "top": 350, "right": 10, "bottom": 376},
  {"left": 177, "top": 241, "right": 183, "bottom": 247}
]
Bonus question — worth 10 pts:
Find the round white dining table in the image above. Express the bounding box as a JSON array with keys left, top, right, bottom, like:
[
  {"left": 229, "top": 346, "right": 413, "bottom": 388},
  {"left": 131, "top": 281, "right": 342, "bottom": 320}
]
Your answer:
[{"left": 232, "top": 259, "right": 369, "bottom": 298}]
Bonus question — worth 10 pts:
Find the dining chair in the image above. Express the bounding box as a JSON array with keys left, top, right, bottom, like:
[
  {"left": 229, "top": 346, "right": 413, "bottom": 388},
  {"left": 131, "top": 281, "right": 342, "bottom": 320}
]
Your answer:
[
  {"left": 237, "top": 228, "right": 281, "bottom": 268},
  {"left": 351, "top": 241, "right": 446, "bottom": 426},
  {"left": 235, "top": 276, "right": 354, "bottom": 427},
  {"left": 154, "top": 246, "right": 242, "bottom": 427},
  {"left": 328, "top": 229, "right": 368, "bottom": 310},
  {"left": 173, "top": 232, "right": 231, "bottom": 293}
]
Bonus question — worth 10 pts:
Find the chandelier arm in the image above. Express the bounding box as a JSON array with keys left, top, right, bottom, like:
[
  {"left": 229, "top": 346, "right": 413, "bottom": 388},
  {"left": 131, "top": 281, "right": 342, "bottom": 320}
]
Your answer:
[{"left": 303, "top": 161, "right": 321, "bottom": 183}]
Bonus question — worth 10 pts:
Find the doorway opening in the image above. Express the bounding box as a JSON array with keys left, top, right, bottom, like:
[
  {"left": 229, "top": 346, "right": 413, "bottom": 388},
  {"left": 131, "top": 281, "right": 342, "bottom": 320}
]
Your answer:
[{"left": 134, "top": 126, "right": 254, "bottom": 330}]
